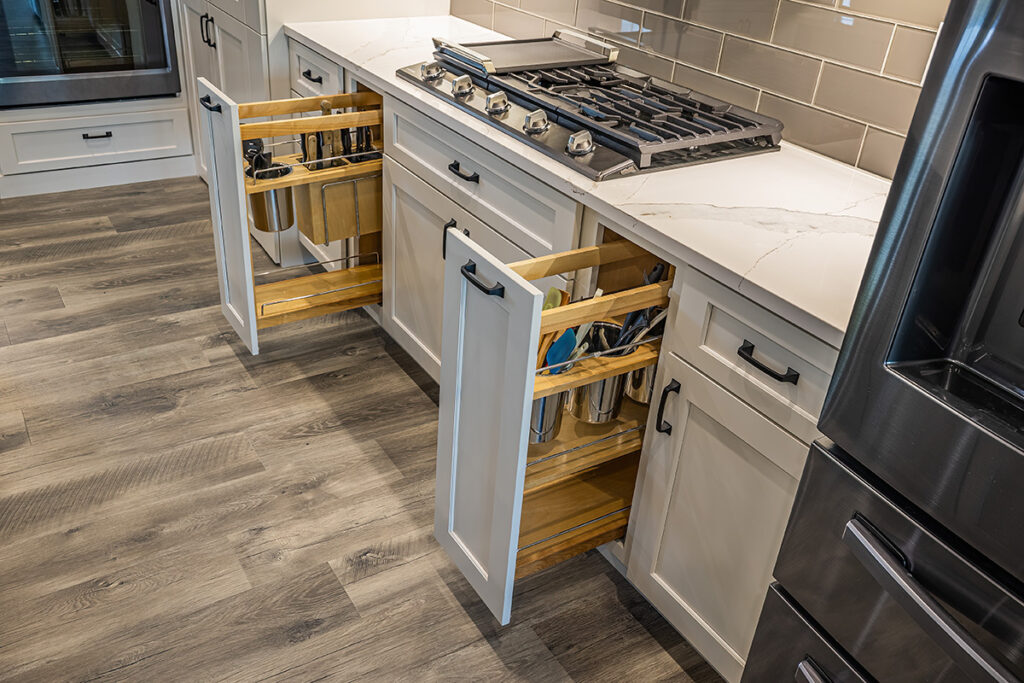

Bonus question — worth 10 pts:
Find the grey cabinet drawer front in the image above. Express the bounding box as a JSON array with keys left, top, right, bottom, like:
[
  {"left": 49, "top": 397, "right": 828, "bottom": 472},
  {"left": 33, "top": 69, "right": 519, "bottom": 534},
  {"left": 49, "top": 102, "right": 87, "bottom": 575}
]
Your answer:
[{"left": 288, "top": 40, "right": 343, "bottom": 99}]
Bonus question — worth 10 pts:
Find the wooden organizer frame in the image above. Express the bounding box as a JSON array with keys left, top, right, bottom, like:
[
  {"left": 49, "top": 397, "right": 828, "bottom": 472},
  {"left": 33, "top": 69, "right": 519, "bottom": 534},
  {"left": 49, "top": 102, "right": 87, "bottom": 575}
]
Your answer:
[
  {"left": 240, "top": 92, "right": 385, "bottom": 331},
  {"left": 506, "top": 240, "right": 673, "bottom": 578}
]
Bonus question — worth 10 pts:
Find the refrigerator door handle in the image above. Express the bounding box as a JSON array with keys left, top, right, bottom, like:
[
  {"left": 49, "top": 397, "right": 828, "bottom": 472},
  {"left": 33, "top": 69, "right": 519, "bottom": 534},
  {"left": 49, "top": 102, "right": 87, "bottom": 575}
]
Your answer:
[
  {"left": 842, "top": 517, "right": 1018, "bottom": 683},
  {"left": 794, "top": 658, "right": 830, "bottom": 683}
]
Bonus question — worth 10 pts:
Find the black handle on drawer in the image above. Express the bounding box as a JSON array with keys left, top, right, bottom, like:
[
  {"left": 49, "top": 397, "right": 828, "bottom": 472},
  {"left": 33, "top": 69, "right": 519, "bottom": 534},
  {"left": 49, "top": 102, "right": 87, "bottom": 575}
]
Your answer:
[
  {"left": 302, "top": 68, "right": 323, "bottom": 85},
  {"left": 442, "top": 219, "right": 469, "bottom": 260},
  {"left": 199, "top": 12, "right": 209, "bottom": 46},
  {"left": 460, "top": 260, "right": 504, "bottom": 298},
  {"left": 206, "top": 15, "right": 216, "bottom": 48},
  {"left": 842, "top": 518, "right": 1017, "bottom": 683},
  {"left": 737, "top": 340, "right": 799, "bottom": 385},
  {"left": 81, "top": 131, "right": 112, "bottom": 140},
  {"left": 655, "top": 379, "right": 680, "bottom": 434},
  {"left": 794, "top": 658, "right": 830, "bottom": 683},
  {"left": 448, "top": 160, "right": 480, "bottom": 183},
  {"left": 199, "top": 94, "right": 221, "bottom": 113}
]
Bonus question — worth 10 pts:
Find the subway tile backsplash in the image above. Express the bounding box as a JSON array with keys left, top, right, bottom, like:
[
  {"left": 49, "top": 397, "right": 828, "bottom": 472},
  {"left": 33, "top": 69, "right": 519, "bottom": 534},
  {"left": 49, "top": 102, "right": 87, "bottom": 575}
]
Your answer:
[{"left": 451, "top": 0, "right": 952, "bottom": 179}]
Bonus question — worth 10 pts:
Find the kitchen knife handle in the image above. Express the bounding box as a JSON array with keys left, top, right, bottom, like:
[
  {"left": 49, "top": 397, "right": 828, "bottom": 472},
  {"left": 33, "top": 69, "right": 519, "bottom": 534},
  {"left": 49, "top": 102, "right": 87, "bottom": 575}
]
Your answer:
[
  {"left": 302, "top": 69, "right": 323, "bottom": 85},
  {"left": 199, "top": 95, "right": 221, "bottom": 113},
  {"left": 737, "top": 340, "right": 799, "bottom": 385},
  {"left": 82, "top": 131, "right": 112, "bottom": 140},
  {"left": 842, "top": 517, "right": 1017, "bottom": 683},
  {"left": 794, "top": 658, "right": 830, "bottom": 683},
  {"left": 205, "top": 15, "right": 215, "bottom": 48},
  {"left": 442, "top": 219, "right": 468, "bottom": 260},
  {"left": 460, "top": 260, "right": 504, "bottom": 298},
  {"left": 655, "top": 379, "right": 680, "bottom": 434},
  {"left": 448, "top": 160, "right": 480, "bottom": 183}
]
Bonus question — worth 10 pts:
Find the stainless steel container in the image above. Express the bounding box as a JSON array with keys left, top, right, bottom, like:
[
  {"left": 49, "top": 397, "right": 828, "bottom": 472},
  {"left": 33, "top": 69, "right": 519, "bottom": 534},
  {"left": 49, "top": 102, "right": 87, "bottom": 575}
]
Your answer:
[
  {"left": 529, "top": 391, "right": 567, "bottom": 444},
  {"left": 566, "top": 321, "right": 634, "bottom": 424},
  {"left": 247, "top": 161, "right": 295, "bottom": 233},
  {"left": 625, "top": 364, "right": 656, "bottom": 404}
]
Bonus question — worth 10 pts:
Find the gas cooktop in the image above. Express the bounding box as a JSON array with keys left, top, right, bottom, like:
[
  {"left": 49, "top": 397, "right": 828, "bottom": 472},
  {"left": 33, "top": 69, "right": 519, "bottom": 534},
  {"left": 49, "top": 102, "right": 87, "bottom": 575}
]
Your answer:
[{"left": 397, "top": 32, "right": 784, "bottom": 181}]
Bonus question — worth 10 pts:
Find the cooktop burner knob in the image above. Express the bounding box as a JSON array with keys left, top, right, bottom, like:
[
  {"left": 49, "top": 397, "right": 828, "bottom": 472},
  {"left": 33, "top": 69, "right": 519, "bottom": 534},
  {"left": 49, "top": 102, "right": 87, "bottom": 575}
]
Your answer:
[
  {"left": 566, "top": 130, "right": 595, "bottom": 156},
  {"left": 523, "top": 109, "right": 550, "bottom": 135},
  {"left": 485, "top": 90, "right": 510, "bottom": 115},
  {"left": 420, "top": 61, "right": 445, "bottom": 82},
  {"left": 452, "top": 75, "right": 474, "bottom": 97}
]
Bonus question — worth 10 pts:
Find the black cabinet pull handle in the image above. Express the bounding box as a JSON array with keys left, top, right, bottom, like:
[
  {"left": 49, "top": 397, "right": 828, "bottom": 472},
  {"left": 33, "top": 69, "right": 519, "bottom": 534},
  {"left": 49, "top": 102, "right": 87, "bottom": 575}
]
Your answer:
[
  {"left": 206, "top": 15, "right": 215, "bottom": 48},
  {"left": 448, "top": 160, "right": 480, "bottom": 183},
  {"left": 199, "top": 13, "right": 209, "bottom": 46},
  {"left": 794, "top": 658, "right": 830, "bottom": 683},
  {"left": 655, "top": 379, "right": 680, "bottom": 434},
  {"left": 460, "top": 260, "right": 504, "bottom": 298},
  {"left": 442, "top": 219, "right": 469, "bottom": 260},
  {"left": 82, "top": 131, "right": 112, "bottom": 140},
  {"left": 199, "top": 94, "right": 221, "bottom": 113},
  {"left": 842, "top": 518, "right": 1016, "bottom": 683},
  {"left": 301, "top": 69, "right": 323, "bottom": 85},
  {"left": 737, "top": 339, "right": 799, "bottom": 385}
]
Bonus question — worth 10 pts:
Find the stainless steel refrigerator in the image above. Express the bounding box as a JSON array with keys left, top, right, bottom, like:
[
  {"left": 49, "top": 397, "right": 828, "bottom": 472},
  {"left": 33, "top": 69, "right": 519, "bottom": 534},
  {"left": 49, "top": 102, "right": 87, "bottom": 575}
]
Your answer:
[{"left": 743, "top": 0, "right": 1024, "bottom": 680}]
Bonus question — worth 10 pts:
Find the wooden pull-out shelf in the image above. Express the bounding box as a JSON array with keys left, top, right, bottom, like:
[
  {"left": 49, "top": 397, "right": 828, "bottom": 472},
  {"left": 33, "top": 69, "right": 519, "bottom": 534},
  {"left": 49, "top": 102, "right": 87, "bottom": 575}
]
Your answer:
[{"left": 254, "top": 264, "right": 382, "bottom": 329}]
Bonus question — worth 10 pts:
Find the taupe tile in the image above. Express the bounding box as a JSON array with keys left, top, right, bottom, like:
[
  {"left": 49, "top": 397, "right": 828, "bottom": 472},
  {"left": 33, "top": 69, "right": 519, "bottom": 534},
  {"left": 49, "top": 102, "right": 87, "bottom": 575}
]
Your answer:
[
  {"left": 839, "top": 0, "right": 950, "bottom": 28},
  {"left": 773, "top": 1, "right": 894, "bottom": 70},
  {"left": 885, "top": 25, "right": 936, "bottom": 83},
  {"left": 683, "top": 0, "right": 780, "bottom": 42},
  {"left": 815, "top": 62, "right": 920, "bottom": 132},
  {"left": 759, "top": 93, "right": 866, "bottom": 165},
  {"left": 641, "top": 15, "right": 722, "bottom": 71},
  {"left": 719, "top": 36, "right": 821, "bottom": 102},
  {"left": 617, "top": 45, "right": 674, "bottom": 80},
  {"left": 451, "top": 0, "right": 493, "bottom": 28},
  {"left": 672, "top": 63, "right": 760, "bottom": 110},
  {"left": 620, "top": 0, "right": 684, "bottom": 17},
  {"left": 576, "top": 0, "right": 642, "bottom": 45},
  {"left": 520, "top": 0, "right": 575, "bottom": 25},
  {"left": 859, "top": 127, "right": 905, "bottom": 178},
  {"left": 493, "top": 4, "right": 546, "bottom": 39}
]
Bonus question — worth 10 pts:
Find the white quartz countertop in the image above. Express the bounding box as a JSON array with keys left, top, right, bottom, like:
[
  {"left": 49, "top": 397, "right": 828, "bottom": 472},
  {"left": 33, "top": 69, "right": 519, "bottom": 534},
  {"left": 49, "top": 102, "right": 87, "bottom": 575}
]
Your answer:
[{"left": 284, "top": 16, "right": 892, "bottom": 347}]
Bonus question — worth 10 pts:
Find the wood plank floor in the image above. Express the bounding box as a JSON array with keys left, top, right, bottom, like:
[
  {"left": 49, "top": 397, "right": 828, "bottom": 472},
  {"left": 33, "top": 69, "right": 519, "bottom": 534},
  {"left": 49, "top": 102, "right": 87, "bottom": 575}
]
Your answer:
[{"left": 0, "top": 177, "right": 722, "bottom": 682}]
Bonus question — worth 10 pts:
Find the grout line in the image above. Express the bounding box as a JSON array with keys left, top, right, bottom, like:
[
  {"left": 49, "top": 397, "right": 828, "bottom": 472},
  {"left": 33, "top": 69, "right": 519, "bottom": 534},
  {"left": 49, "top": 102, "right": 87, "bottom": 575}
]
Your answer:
[
  {"left": 715, "top": 32, "right": 725, "bottom": 71},
  {"left": 879, "top": 24, "right": 897, "bottom": 74},
  {"left": 769, "top": 0, "right": 783, "bottom": 43},
  {"left": 853, "top": 125, "right": 869, "bottom": 166},
  {"left": 810, "top": 60, "right": 824, "bottom": 102}
]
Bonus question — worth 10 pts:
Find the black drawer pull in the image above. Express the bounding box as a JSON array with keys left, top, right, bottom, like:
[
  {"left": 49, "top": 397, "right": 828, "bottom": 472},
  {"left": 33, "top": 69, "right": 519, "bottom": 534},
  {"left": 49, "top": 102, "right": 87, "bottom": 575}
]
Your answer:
[
  {"left": 82, "top": 131, "right": 112, "bottom": 140},
  {"left": 460, "top": 260, "right": 504, "bottom": 298},
  {"left": 737, "top": 339, "right": 799, "bottom": 385},
  {"left": 199, "top": 95, "right": 221, "bottom": 113},
  {"left": 206, "top": 15, "right": 215, "bottom": 48},
  {"left": 442, "top": 219, "right": 469, "bottom": 260},
  {"left": 842, "top": 518, "right": 1016, "bottom": 683},
  {"left": 794, "top": 658, "right": 830, "bottom": 683},
  {"left": 199, "top": 12, "right": 209, "bottom": 46},
  {"left": 655, "top": 379, "right": 680, "bottom": 434},
  {"left": 448, "top": 160, "right": 480, "bottom": 183},
  {"left": 301, "top": 69, "right": 323, "bottom": 85}
]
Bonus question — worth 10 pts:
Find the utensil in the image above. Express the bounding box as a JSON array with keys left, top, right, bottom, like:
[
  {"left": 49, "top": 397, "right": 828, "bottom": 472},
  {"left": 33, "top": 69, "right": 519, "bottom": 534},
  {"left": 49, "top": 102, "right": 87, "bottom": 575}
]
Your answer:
[
  {"left": 340, "top": 128, "right": 352, "bottom": 158},
  {"left": 570, "top": 288, "right": 602, "bottom": 357},
  {"left": 536, "top": 287, "right": 567, "bottom": 368},
  {"left": 545, "top": 329, "right": 576, "bottom": 374},
  {"left": 632, "top": 308, "right": 668, "bottom": 344},
  {"left": 303, "top": 132, "right": 321, "bottom": 170},
  {"left": 319, "top": 99, "right": 339, "bottom": 167}
]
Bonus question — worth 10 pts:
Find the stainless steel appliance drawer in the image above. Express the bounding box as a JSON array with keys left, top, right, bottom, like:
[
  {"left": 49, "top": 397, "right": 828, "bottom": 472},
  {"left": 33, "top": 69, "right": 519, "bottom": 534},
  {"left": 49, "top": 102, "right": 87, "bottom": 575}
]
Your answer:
[
  {"left": 742, "top": 584, "right": 866, "bottom": 683},
  {"left": 775, "top": 442, "right": 1024, "bottom": 682}
]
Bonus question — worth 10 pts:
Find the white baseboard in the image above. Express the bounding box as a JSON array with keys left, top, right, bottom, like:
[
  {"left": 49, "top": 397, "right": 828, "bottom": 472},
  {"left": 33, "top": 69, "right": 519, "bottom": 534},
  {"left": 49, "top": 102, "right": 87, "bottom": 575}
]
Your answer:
[{"left": 0, "top": 155, "right": 196, "bottom": 198}]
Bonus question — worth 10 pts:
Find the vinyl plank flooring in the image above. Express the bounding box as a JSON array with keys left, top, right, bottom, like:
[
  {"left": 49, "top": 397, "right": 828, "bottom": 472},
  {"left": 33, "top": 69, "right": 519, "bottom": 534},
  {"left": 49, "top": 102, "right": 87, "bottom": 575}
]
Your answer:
[{"left": 0, "top": 177, "right": 722, "bottom": 683}]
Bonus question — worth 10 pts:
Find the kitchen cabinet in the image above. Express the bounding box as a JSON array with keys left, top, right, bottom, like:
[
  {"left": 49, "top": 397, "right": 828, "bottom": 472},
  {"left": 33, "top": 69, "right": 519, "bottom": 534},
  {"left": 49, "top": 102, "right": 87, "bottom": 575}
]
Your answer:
[
  {"left": 626, "top": 353, "right": 805, "bottom": 683},
  {"left": 435, "top": 229, "right": 670, "bottom": 625},
  {"left": 179, "top": 0, "right": 215, "bottom": 178}
]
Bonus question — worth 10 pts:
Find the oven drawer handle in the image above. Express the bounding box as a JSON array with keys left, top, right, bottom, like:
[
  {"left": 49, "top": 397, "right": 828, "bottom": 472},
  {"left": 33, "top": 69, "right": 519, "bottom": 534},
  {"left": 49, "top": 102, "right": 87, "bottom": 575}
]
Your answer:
[
  {"left": 655, "top": 379, "right": 680, "bottom": 434},
  {"left": 199, "top": 95, "right": 221, "bottom": 113},
  {"left": 842, "top": 518, "right": 1017, "bottom": 683},
  {"left": 794, "top": 658, "right": 830, "bottom": 683},
  {"left": 82, "top": 131, "right": 112, "bottom": 140},
  {"left": 738, "top": 339, "right": 799, "bottom": 385},
  {"left": 442, "top": 219, "right": 468, "bottom": 260},
  {"left": 448, "top": 160, "right": 480, "bottom": 183},
  {"left": 301, "top": 69, "right": 323, "bottom": 85},
  {"left": 460, "top": 260, "right": 504, "bottom": 298}
]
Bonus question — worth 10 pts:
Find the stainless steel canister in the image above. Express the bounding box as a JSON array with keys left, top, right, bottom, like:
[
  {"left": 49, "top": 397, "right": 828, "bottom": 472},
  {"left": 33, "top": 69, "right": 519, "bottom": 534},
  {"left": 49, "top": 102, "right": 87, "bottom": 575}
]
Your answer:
[
  {"left": 566, "top": 321, "right": 634, "bottom": 424},
  {"left": 624, "top": 365, "right": 656, "bottom": 404},
  {"left": 529, "top": 391, "right": 567, "bottom": 444},
  {"left": 247, "top": 161, "right": 295, "bottom": 233}
]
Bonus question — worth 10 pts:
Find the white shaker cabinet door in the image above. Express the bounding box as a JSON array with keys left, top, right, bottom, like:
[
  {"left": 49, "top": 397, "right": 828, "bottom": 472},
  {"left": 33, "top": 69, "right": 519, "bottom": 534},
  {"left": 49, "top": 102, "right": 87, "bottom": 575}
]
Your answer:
[
  {"left": 179, "top": 0, "right": 214, "bottom": 178},
  {"left": 197, "top": 79, "right": 259, "bottom": 354},
  {"left": 435, "top": 228, "right": 542, "bottom": 626},
  {"left": 207, "top": 6, "right": 267, "bottom": 106},
  {"left": 626, "top": 353, "right": 805, "bottom": 683}
]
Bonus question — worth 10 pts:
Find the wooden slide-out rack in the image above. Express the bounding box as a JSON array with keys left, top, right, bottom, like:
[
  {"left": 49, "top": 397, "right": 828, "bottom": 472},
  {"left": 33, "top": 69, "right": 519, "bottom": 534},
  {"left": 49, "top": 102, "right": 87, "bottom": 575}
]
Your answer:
[
  {"left": 506, "top": 240, "right": 673, "bottom": 578},
  {"left": 239, "top": 92, "right": 384, "bottom": 330}
]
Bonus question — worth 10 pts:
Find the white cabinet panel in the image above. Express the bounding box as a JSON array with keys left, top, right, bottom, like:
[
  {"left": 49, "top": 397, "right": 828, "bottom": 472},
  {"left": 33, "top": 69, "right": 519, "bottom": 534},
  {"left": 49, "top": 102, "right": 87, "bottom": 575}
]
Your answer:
[
  {"left": 288, "top": 40, "right": 345, "bottom": 98},
  {"left": 627, "top": 354, "right": 805, "bottom": 682},
  {"left": 179, "top": 0, "right": 215, "bottom": 178},
  {"left": 208, "top": 6, "right": 268, "bottom": 106},
  {"left": 208, "top": 0, "right": 262, "bottom": 34}
]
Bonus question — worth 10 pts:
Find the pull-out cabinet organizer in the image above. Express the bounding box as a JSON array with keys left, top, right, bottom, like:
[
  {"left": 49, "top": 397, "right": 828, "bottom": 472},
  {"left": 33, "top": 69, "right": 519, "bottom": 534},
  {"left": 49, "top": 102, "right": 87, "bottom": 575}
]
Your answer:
[
  {"left": 436, "top": 231, "right": 671, "bottom": 624},
  {"left": 197, "top": 79, "right": 383, "bottom": 353}
]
